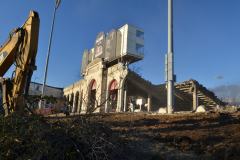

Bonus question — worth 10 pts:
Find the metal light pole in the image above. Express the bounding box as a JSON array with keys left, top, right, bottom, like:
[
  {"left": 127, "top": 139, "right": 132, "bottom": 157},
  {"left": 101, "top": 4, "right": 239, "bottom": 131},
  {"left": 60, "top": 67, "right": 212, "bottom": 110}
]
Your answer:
[
  {"left": 40, "top": 0, "right": 61, "bottom": 110},
  {"left": 165, "top": 0, "right": 175, "bottom": 114}
]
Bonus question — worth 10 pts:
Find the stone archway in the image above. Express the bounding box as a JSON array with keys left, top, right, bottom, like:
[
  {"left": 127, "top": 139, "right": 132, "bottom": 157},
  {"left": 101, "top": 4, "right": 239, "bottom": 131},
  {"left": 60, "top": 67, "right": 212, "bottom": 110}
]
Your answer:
[
  {"left": 67, "top": 95, "right": 69, "bottom": 101},
  {"left": 89, "top": 79, "right": 97, "bottom": 111},
  {"left": 70, "top": 93, "right": 74, "bottom": 112},
  {"left": 109, "top": 79, "right": 118, "bottom": 112}
]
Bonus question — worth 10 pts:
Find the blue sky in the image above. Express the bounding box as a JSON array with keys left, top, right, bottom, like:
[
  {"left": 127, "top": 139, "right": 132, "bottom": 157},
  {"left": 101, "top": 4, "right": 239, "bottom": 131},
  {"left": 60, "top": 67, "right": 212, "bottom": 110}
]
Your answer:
[{"left": 1, "top": 0, "right": 240, "bottom": 89}]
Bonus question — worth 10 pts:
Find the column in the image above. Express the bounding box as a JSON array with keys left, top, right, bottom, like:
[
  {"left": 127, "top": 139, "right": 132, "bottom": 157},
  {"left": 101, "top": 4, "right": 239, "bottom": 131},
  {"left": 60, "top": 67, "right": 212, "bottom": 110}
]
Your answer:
[
  {"left": 105, "top": 101, "right": 110, "bottom": 113},
  {"left": 73, "top": 94, "right": 77, "bottom": 113},
  {"left": 120, "top": 85, "right": 124, "bottom": 112},
  {"left": 81, "top": 92, "right": 87, "bottom": 114},
  {"left": 105, "top": 89, "right": 111, "bottom": 113},
  {"left": 95, "top": 92, "right": 100, "bottom": 113},
  {"left": 148, "top": 93, "right": 152, "bottom": 112},
  {"left": 77, "top": 94, "right": 81, "bottom": 113},
  {"left": 116, "top": 84, "right": 124, "bottom": 112},
  {"left": 192, "top": 83, "right": 198, "bottom": 110},
  {"left": 116, "top": 88, "right": 121, "bottom": 112},
  {"left": 68, "top": 94, "right": 71, "bottom": 108},
  {"left": 124, "top": 85, "right": 127, "bottom": 112}
]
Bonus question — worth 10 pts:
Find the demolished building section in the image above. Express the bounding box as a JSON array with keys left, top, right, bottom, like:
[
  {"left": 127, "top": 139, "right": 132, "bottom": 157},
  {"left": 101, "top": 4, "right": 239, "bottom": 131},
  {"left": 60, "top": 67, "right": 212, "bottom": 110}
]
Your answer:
[
  {"left": 127, "top": 70, "right": 225, "bottom": 112},
  {"left": 64, "top": 64, "right": 225, "bottom": 113},
  {"left": 63, "top": 24, "right": 225, "bottom": 114}
]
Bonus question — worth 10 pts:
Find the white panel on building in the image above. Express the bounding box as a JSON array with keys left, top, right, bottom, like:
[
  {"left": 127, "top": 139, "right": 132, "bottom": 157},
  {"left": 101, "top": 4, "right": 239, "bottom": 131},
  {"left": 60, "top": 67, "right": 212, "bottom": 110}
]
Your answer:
[
  {"left": 81, "top": 24, "right": 145, "bottom": 68},
  {"left": 118, "top": 24, "right": 145, "bottom": 62}
]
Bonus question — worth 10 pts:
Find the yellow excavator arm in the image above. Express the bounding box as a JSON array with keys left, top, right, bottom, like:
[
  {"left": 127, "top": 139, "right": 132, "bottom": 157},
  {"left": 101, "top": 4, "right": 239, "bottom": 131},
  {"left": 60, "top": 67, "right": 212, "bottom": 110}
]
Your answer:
[{"left": 0, "top": 11, "right": 40, "bottom": 115}]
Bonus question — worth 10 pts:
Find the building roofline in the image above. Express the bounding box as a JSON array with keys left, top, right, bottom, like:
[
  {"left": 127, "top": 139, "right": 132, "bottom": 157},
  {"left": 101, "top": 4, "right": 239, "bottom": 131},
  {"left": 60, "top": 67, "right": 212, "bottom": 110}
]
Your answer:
[
  {"left": 31, "top": 82, "right": 63, "bottom": 90},
  {"left": 118, "top": 24, "right": 145, "bottom": 32}
]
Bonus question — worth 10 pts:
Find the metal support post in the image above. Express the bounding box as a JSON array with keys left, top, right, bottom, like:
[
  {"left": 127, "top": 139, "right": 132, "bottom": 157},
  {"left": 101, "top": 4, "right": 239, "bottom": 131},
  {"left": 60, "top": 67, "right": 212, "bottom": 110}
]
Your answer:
[
  {"left": 148, "top": 93, "right": 151, "bottom": 112},
  {"left": 167, "top": 0, "right": 174, "bottom": 114},
  {"left": 39, "top": 0, "right": 61, "bottom": 110}
]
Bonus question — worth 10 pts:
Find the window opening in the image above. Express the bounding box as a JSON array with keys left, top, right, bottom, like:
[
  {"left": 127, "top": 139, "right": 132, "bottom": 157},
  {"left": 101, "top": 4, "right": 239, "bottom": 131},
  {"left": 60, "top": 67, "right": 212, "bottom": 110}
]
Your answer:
[
  {"left": 136, "top": 43, "right": 144, "bottom": 53},
  {"left": 136, "top": 30, "right": 144, "bottom": 39},
  {"left": 35, "top": 85, "right": 42, "bottom": 91}
]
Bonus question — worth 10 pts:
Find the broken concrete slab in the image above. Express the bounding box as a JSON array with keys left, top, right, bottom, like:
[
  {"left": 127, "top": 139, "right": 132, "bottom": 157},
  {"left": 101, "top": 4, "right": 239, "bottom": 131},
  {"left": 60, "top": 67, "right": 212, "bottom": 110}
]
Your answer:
[
  {"left": 196, "top": 105, "right": 208, "bottom": 112},
  {"left": 158, "top": 107, "right": 167, "bottom": 114},
  {"left": 134, "top": 109, "right": 144, "bottom": 113}
]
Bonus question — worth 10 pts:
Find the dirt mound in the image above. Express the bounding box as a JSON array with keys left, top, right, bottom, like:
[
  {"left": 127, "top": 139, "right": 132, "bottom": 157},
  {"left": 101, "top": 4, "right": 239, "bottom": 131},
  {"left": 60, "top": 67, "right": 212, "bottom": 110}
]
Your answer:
[
  {"left": 85, "top": 111, "right": 240, "bottom": 159},
  {"left": 49, "top": 110, "right": 240, "bottom": 159}
]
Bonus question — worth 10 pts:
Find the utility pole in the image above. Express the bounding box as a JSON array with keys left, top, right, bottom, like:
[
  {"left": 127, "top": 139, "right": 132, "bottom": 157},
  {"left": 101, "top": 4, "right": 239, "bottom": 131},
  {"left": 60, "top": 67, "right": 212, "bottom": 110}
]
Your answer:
[
  {"left": 165, "top": 0, "right": 175, "bottom": 114},
  {"left": 40, "top": 0, "right": 61, "bottom": 110}
]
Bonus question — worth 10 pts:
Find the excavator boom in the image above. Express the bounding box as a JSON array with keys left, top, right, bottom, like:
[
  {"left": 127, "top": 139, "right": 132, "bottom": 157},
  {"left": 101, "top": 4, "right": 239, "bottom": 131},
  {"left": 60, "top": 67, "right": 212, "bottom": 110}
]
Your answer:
[{"left": 0, "top": 11, "right": 40, "bottom": 115}]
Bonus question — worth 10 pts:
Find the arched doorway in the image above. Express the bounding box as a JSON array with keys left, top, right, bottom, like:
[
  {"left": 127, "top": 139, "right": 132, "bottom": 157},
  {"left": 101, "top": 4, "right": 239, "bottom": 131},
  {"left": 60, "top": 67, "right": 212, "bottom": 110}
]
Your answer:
[
  {"left": 89, "top": 80, "right": 96, "bottom": 111},
  {"left": 109, "top": 80, "right": 118, "bottom": 112},
  {"left": 70, "top": 93, "right": 74, "bottom": 112}
]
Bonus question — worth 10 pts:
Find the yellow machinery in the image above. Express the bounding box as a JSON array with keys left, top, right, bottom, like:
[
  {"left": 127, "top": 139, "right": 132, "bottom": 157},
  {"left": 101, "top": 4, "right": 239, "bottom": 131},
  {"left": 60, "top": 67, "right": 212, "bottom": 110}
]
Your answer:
[{"left": 0, "top": 11, "right": 40, "bottom": 115}]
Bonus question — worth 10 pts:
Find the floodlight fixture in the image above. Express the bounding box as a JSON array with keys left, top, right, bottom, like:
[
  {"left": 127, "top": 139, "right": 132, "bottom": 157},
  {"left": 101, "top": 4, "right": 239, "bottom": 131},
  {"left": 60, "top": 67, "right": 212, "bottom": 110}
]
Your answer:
[{"left": 215, "top": 75, "right": 223, "bottom": 88}]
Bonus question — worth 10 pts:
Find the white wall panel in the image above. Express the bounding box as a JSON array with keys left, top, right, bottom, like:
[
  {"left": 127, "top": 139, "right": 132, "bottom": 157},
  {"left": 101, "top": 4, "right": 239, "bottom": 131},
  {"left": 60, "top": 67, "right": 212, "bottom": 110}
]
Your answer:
[
  {"left": 136, "top": 37, "right": 145, "bottom": 45},
  {"left": 127, "top": 39, "right": 136, "bottom": 48},
  {"left": 128, "top": 25, "right": 136, "bottom": 34},
  {"left": 128, "top": 32, "right": 136, "bottom": 41}
]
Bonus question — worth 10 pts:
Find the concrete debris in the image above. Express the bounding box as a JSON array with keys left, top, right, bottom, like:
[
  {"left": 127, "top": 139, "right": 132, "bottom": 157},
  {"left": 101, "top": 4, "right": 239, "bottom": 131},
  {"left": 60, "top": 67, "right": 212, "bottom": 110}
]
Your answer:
[
  {"left": 134, "top": 109, "right": 144, "bottom": 113},
  {"left": 217, "top": 105, "right": 240, "bottom": 113},
  {"left": 175, "top": 111, "right": 192, "bottom": 114},
  {"left": 196, "top": 105, "right": 208, "bottom": 112},
  {"left": 158, "top": 107, "right": 167, "bottom": 114}
]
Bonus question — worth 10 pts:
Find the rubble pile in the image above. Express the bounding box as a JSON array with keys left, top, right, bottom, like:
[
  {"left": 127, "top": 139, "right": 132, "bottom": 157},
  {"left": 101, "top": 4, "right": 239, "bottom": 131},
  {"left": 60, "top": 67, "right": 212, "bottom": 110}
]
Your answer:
[{"left": 218, "top": 105, "right": 240, "bottom": 113}]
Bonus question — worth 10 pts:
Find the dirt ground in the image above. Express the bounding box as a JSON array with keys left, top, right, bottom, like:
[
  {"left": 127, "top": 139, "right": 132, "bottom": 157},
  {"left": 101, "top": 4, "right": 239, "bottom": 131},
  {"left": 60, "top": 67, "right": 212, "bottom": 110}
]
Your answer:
[{"left": 48, "top": 108, "right": 240, "bottom": 160}]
